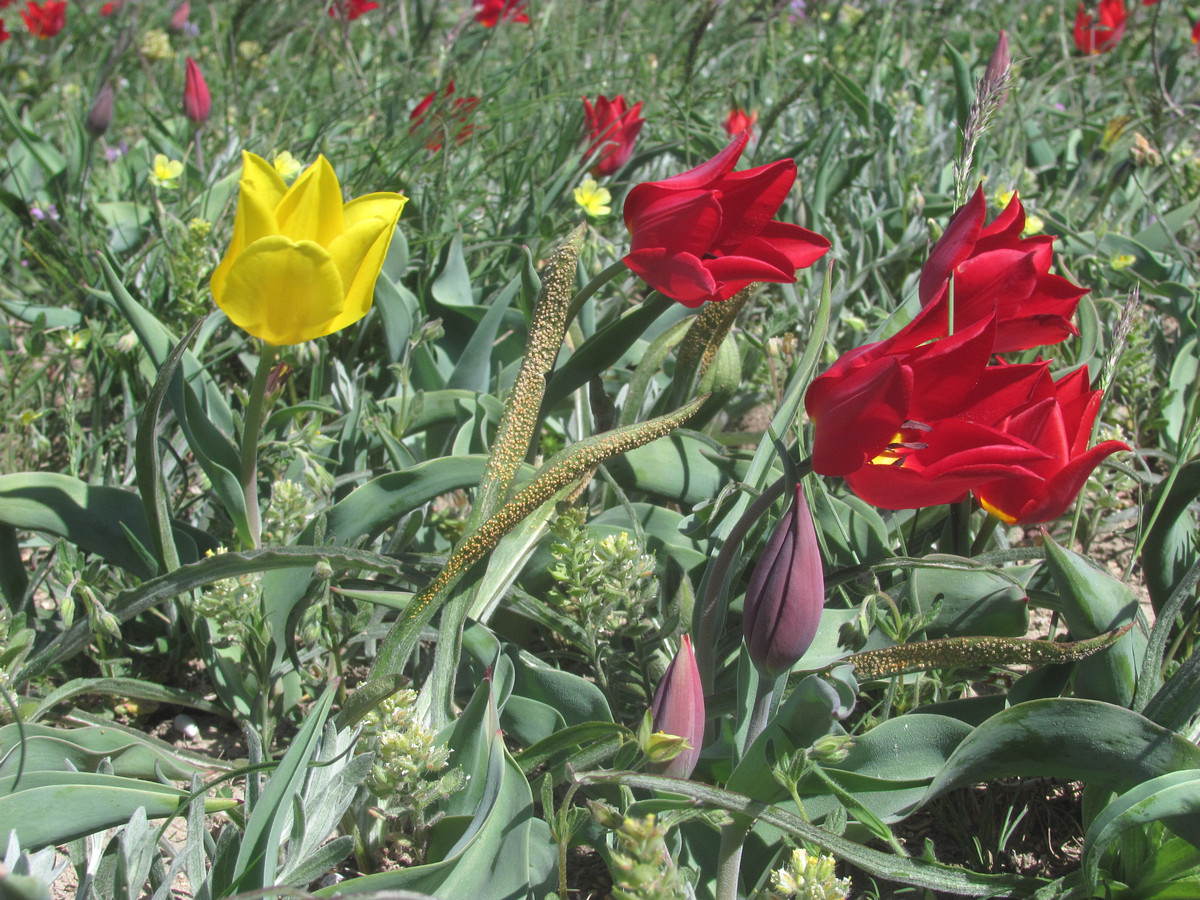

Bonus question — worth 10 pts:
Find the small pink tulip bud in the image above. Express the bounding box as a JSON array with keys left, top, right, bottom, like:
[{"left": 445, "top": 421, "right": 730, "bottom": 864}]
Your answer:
[
  {"left": 742, "top": 483, "right": 825, "bottom": 676},
  {"left": 183, "top": 56, "right": 210, "bottom": 125},
  {"left": 86, "top": 82, "right": 115, "bottom": 137},
  {"left": 648, "top": 634, "right": 705, "bottom": 779}
]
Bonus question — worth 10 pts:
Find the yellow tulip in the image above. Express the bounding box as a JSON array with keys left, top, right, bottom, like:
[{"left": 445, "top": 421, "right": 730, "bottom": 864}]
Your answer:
[{"left": 211, "top": 151, "right": 407, "bottom": 345}]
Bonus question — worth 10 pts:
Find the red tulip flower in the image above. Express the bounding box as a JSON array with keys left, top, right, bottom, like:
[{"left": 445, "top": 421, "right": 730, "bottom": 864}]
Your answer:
[
  {"left": 723, "top": 107, "right": 757, "bottom": 137},
  {"left": 1074, "top": 0, "right": 1127, "bottom": 54},
  {"left": 100, "top": 1, "right": 120, "bottom": 15},
  {"left": 1193, "top": 21, "right": 1200, "bottom": 46},
  {"left": 743, "top": 484, "right": 824, "bottom": 676},
  {"left": 974, "top": 365, "right": 1130, "bottom": 524},
  {"left": 22, "top": 0, "right": 66, "bottom": 38},
  {"left": 806, "top": 316, "right": 1051, "bottom": 509},
  {"left": 0, "top": 20, "right": 9, "bottom": 41},
  {"left": 649, "top": 634, "right": 705, "bottom": 779},
  {"left": 183, "top": 57, "right": 211, "bottom": 125},
  {"left": 907, "top": 187, "right": 1088, "bottom": 354},
  {"left": 409, "top": 81, "right": 481, "bottom": 151},
  {"left": 623, "top": 131, "right": 831, "bottom": 307},
  {"left": 327, "top": 0, "right": 379, "bottom": 20},
  {"left": 472, "top": 0, "right": 529, "bottom": 27},
  {"left": 582, "top": 94, "right": 644, "bottom": 177},
  {"left": 168, "top": 1, "right": 190, "bottom": 33}
]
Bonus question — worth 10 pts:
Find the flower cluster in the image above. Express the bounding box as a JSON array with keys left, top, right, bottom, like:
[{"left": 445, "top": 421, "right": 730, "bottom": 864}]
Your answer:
[
  {"left": 623, "top": 131, "right": 831, "bottom": 307},
  {"left": 805, "top": 187, "right": 1128, "bottom": 525}
]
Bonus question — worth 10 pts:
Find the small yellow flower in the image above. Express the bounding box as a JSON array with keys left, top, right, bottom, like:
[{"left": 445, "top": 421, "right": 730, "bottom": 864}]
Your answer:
[
  {"left": 1111, "top": 253, "right": 1137, "bottom": 270},
  {"left": 18, "top": 409, "right": 43, "bottom": 427},
  {"left": 273, "top": 151, "right": 303, "bottom": 181},
  {"left": 140, "top": 28, "right": 174, "bottom": 61},
  {"left": 994, "top": 189, "right": 1015, "bottom": 208},
  {"left": 573, "top": 177, "right": 612, "bottom": 217},
  {"left": 63, "top": 330, "right": 91, "bottom": 351},
  {"left": 1022, "top": 214, "right": 1045, "bottom": 236},
  {"left": 150, "top": 154, "right": 184, "bottom": 188}
]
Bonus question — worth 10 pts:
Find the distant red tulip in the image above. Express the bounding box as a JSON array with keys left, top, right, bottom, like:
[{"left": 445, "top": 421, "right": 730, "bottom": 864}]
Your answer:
[
  {"left": 100, "top": 1, "right": 120, "bottom": 15},
  {"left": 723, "top": 108, "right": 757, "bottom": 137},
  {"left": 409, "top": 81, "right": 481, "bottom": 151},
  {"left": 0, "top": 19, "right": 8, "bottom": 41},
  {"left": 1074, "top": 0, "right": 1127, "bottom": 54},
  {"left": 1193, "top": 21, "right": 1200, "bottom": 45},
  {"left": 183, "top": 57, "right": 211, "bottom": 125},
  {"left": 974, "top": 365, "right": 1130, "bottom": 524},
  {"left": 21, "top": 0, "right": 66, "bottom": 38},
  {"left": 472, "top": 0, "right": 529, "bottom": 27},
  {"left": 623, "top": 130, "right": 831, "bottom": 307},
  {"left": 582, "top": 94, "right": 644, "bottom": 176},
  {"left": 649, "top": 635, "right": 705, "bottom": 779},
  {"left": 327, "top": 0, "right": 379, "bottom": 19},
  {"left": 168, "top": 1, "right": 189, "bottom": 33},
  {"left": 908, "top": 187, "right": 1088, "bottom": 354}
]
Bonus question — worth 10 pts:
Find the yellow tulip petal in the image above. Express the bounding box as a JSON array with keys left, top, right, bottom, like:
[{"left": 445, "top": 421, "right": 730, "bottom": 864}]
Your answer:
[
  {"left": 323, "top": 218, "right": 394, "bottom": 334},
  {"left": 274, "top": 155, "right": 345, "bottom": 247},
  {"left": 211, "top": 176, "right": 284, "bottom": 302},
  {"left": 216, "top": 236, "right": 345, "bottom": 345},
  {"left": 239, "top": 152, "right": 287, "bottom": 207},
  {"left": 342, "top": 192, "right": 408, "bottom": 229}
]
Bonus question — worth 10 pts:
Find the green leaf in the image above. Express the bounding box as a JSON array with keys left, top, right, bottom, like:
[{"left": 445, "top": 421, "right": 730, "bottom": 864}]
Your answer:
[
  {"left": 906, "top": 564, "right": 1030, "bottom": 638},
  {"left": 1083, "top": 771, "right": 1200, "bottom": 891},
  {"left": 1040, "top": 534, "right": 1146, "bottom": 706},
  {"left": 24, "top": 677, "right": 220, "bottom": 723},
  {"left": 430, "top": 232, "right": 474, "bottom": 308},
  {"left": 1140, "top": 458, "right": 1200, "bottom": 616},
  {"left": 0, "top": 722, "right": 214, "bottom": 781},
  {"left": 0, "top": 771, "right": 235, "bottom": 851},
  {"left": 137, "top": 318, "right": 207, "bottom": 574},
  {"left": 0, "top": 472, "right": 213, "bottom": 579},
  {"left": 606, "top": 431, "right": 740, "bottom": 506},
  {"left": 228, "top": 684, "right": 336, "bottom": 896},
  {"left": 924, "top": 699, "right": 1200, "bottom": 804},
  {"left": 447, "top": 274, "right": 521, "bottom": 393}
]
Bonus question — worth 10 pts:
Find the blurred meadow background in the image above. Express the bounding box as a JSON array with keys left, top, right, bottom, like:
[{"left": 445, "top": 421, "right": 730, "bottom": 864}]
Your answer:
[{"left": 1, "top": 0, "right": 1199, "bottom": 898}]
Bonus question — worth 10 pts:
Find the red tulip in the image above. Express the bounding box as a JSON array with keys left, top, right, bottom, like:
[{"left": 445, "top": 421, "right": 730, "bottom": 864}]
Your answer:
[
  {"left": 974, "top": 365, "right": 1130, "bottom": 524},
  {"left": 649, "top": 634, "right": 705, "bottom": 779},
  {"left": 327, "top": 0, "right": 379, "bottom": 20},
  {"left": 183, "top": 57, "right": 210, "bottom": 125},
  {"left": 1074, "top": 0, "right": 1127, "bottom": 54},
  {"left": 1193, "top": 21, "right": 1200, "bottom": 45},
  {"left": 100, "top": 1, "right": 120, "bottom": 15},
  {"left": 409, "top": 81, "right": 481, "bottom": 151},
  {"left": 0, "top": 20, "right": 9, "bottom": 41},
  {"left": 806, "top": 316, "right": 1051, "bottom": 509},
  {"left": 472, "top": 0, "right": 529, "bottom": 27},
  {"left": 168, "top": 1, "right": 189, "bottom": 33},
  {"left": 909, "top": 187, "right": 1088, "bottom": 354},
  {"left": 582, "top": 94, "right": 644, "bottom": 177},
  {"left": 723, "top": 107, "right": 757, "bottom": 137},
  {"left": 21, "top": 0, "right": 66, "bottom": 38},
  {"left": 743, "top": 484, "right": 824, "bottom": 676},
  {"left": 622, "top": 131, "right": 831, "bottom": 307}
]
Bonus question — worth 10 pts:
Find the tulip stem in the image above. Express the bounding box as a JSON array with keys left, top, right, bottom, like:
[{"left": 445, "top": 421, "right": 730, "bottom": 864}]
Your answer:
[
  {"left": 714, "top": 822, "right": 747, "bottom": 900},
  {"left": 564, "top": 258, "right": 629, "bottom": 328},
  {"left": 240, "top": 342, "right": 278, "bottom": 549}
]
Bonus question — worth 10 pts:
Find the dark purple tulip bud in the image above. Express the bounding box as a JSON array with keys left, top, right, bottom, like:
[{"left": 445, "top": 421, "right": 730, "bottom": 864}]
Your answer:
[
  {"left": 648, "top": 634, "right": 705, "bottom": 778},
  {"left": 86, "top": 83, "right": 115, "bottom": 137},
  {"left": 742, "top": 483, "right": 825, "bottom": 676}
]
